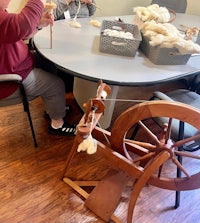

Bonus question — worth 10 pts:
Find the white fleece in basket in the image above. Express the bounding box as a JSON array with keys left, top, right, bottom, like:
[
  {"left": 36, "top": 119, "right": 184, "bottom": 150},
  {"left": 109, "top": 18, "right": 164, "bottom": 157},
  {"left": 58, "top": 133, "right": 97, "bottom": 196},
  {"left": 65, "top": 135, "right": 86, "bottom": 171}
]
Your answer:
[{"left": 141, "top": 21, "right": 200, "bottom": 54}]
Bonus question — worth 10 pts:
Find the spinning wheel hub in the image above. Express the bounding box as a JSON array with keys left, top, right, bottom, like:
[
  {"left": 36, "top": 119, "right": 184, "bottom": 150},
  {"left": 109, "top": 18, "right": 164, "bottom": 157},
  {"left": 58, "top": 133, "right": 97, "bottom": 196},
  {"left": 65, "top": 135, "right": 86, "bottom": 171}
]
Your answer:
[{"left": 156, "top": 138, "right": 175, "bottom": 158}]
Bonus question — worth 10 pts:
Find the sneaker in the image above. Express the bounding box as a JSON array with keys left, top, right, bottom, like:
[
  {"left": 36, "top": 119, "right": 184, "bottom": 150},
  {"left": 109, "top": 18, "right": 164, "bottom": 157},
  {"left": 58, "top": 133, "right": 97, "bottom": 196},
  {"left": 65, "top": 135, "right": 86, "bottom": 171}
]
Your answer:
[{"left": 48, "top": 122, "right": 76, "bottom": 136}]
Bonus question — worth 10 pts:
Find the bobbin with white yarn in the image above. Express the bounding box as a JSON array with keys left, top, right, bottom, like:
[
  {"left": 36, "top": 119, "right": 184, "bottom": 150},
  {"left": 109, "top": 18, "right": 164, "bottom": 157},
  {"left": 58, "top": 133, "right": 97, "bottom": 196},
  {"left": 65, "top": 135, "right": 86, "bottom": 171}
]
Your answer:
[{"left": 101, "top": 90, "right": 108, "bottom": 99}]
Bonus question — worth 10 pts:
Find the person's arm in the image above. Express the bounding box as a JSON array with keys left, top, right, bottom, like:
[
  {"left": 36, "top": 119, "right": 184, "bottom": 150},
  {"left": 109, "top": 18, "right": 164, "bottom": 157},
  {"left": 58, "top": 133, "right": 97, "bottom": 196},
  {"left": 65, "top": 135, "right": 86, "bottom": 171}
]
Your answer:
[
  {"left": 53, "top": 0, "right": 70, "bottom": 20},
  {"left": 24, "top": 10, "right": 54, "bottom": 39},
  {"left": 0, "top": 0, "right": 46, "bottom": 43},
  {"left": 87, "top": 0, "right": 96, "bottom": 16},
  {"left": 81, "top": 0, "right": 96, "bottom": 16}
]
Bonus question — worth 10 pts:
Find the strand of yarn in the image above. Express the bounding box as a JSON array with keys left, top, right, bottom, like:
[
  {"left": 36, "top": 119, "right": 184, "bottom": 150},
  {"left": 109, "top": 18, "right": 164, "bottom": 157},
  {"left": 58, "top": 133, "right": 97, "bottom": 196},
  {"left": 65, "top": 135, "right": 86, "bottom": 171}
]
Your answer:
[{"left": 69, "top": 0, "right": 81, "bottom": 28}]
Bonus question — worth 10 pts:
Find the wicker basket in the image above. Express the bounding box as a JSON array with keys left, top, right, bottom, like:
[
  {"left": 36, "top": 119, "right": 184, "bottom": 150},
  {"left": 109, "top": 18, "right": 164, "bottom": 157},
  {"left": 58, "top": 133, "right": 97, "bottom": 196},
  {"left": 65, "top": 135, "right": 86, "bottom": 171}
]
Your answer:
[
  {"left": 139, "top": 35, "right": 191, "bottom": 65},
  {"left": 99, "top": 20, "right": 142, "bottom": 57}
]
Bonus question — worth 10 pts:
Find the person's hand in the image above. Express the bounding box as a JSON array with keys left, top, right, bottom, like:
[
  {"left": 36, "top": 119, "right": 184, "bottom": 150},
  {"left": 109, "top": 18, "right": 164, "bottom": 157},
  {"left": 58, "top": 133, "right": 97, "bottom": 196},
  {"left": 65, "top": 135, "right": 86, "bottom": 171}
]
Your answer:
[
  {"left": 80, "top": 0, "right": 93, "bottom": 4},
  {"left": 65, "top": 0, "right": 75, "bottom": 4},
  {"left": 38, "top": 10, "right": 54, "bottom": 28}
]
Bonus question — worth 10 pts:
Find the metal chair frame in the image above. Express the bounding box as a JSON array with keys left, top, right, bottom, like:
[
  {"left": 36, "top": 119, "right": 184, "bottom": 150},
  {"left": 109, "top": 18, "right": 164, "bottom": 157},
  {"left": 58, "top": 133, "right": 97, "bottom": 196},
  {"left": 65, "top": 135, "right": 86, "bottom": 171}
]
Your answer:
[
  {"left": 0, "top": 74, "right": 38, "bottom": 148},
  {"left": 151, "top": 0, "right": 187, "bottom": 13}
]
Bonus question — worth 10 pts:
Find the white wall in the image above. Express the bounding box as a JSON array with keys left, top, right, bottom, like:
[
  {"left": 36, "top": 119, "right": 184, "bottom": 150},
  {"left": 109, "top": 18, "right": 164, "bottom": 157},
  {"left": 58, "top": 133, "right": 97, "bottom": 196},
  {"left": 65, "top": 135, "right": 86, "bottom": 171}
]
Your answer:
[
  {"left": 94, "top": 0, "right": 138, "bottom": 17},
  {"left": 186, "top": 0, "right": 200, "bottom": 15},
  {"left": 8, "top": 0, "right": 200, "bottom": 16},
  {"left": 7, "top": 0, "right": 27, "bottom": 12},
  {"left": 95, "top": 0, "right": 200, "bottom": 16}
]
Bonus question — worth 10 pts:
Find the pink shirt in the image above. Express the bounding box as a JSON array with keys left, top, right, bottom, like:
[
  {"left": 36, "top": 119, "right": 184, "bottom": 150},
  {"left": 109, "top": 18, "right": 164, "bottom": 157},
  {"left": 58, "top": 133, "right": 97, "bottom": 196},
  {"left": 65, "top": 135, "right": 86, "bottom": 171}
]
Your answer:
[{"left": 0, "top": 0, "right": 44, "bottom": 99}]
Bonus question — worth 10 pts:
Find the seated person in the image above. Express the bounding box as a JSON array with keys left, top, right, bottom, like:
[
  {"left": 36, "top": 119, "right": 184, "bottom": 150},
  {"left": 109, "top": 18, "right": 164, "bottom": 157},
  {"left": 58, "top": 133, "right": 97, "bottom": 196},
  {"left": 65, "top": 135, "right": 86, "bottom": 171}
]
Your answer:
[
  {"left": 53, "top": 0, "right": 96, "bottom": 20},
  {"left": 0, "top": 0, "right": 76, "bottom": 136},
  {"left": 52, "top": 1, "right": 96, "bottom": 92}
]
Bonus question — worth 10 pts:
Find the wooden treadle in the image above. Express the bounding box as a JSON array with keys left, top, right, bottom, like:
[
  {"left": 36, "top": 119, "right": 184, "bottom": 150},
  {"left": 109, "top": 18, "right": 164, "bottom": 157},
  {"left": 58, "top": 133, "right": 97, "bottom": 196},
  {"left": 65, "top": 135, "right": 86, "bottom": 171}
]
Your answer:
[
  {"left": 63, "top": 177, "right": 123, "bottom": 222},
  {"left": 85, "top": 169, "right": 130, "bottom": 222}
]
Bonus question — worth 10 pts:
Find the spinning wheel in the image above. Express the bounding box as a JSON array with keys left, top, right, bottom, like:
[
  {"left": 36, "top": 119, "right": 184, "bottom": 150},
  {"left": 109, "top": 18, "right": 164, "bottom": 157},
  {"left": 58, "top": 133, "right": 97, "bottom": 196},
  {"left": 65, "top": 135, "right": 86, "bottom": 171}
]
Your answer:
[
  {"left": 110, "top": 101, "right": 200, "bottom": 222},
  {"left": 62, "top": 82, "right": 200, "bottom": 223},
  {"left": 111, "top": 100, "right": 200, "bottom": 191}
]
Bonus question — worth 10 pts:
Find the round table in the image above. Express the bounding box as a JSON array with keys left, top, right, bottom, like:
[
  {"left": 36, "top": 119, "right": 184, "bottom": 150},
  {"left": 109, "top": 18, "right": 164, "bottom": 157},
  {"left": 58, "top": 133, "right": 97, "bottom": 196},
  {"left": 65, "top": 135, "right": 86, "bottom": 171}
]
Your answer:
[{"left": 34, "top": 14, "right": 200, "bottom": 128}]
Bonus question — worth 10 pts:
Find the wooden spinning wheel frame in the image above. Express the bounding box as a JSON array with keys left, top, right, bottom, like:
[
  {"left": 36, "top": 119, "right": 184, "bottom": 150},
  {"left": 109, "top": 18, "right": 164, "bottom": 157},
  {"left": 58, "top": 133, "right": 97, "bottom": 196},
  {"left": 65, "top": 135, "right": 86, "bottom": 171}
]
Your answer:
[{"left": 62, "top": 81, "right": 200, "bottom": 223}]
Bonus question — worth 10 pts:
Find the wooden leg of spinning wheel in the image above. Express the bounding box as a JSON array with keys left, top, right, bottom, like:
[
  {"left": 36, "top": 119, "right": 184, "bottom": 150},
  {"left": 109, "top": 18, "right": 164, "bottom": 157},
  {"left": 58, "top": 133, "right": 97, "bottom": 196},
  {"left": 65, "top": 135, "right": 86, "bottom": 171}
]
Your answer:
[
  {"left": 85, "top": 169, "right": 130, "bottom": 222},
  {"left": 63, "top": 177, "right": 89, "bottom": 199},
  {"left": 127, "top": 151, "right": 170, "bottom": 223},
  {"left": 61, "top": 136, "right": 82, "bottom": 179}
]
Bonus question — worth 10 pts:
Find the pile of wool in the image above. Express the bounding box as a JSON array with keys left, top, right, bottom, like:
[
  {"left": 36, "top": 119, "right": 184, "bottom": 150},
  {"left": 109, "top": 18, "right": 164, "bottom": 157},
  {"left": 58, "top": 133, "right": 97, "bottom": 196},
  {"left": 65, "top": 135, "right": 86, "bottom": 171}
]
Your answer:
[
  {"left": 141, "top": 21, "right": 200, "bottom": 54},
  {"left": 133, "top": 4, "right": 171, "bottom": 23},
  {"left": 103, "top": 29, "right": 134, "bottom": 40}
]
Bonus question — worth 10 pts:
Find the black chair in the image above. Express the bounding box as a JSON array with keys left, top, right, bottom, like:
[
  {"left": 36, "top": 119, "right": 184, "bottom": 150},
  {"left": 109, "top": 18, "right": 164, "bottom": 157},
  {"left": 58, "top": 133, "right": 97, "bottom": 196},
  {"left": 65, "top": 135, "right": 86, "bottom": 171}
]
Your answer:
[
  {"left": 0, "top": 74, "right": 38, "bottom": 148},
  {"left": 151, "top": 0, "right": 187, "bottom": 13},
  {"left": 151, "top": 74, "right": 200, "bottom": 208}
]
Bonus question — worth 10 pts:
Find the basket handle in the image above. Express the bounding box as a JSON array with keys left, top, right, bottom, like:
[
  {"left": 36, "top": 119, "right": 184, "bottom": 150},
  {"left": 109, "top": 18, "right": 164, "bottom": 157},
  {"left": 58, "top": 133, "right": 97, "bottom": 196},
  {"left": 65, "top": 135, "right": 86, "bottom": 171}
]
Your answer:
[
  {"left": 111, "top": 41, "right": 127, "bottom": 46},
  {"left": 112, "top": 25, "right": 123, "bottom": 31},
  {"left": 168, "top": 51, "right": 189, "bottom": 56},
  {"left": 167, "top": 8, "right": 176, "bottom": 23}
]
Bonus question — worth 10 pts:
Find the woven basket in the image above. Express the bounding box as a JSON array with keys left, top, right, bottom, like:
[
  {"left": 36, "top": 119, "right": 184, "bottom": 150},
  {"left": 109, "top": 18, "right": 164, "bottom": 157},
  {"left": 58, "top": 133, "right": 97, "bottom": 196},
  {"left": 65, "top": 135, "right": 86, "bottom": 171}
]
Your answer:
[
  {"left": 99, "top": 20, "right": 142, "bottom": 57},
  {"left": 139, "top": 35, "right": 191, "bottom": 65}
]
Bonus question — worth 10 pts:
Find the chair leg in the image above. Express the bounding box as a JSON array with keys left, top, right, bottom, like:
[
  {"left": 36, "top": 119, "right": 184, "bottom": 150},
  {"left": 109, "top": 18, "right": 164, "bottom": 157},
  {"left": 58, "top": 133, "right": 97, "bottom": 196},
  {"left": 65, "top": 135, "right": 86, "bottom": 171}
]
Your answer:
[
  {"left": 175, "top": 192, "right": 180, "bottom": 208},
  {"left": 130, "top": 122, "right": 140, "bottom": 139},
  {"left": 175, "top": 153, "right": 182, "bottom": 208},
  {"left": 19, "top": 83, "right": 38, "bottom": 148},
  {"left": 26, "top": 107, "right": 38, "bottom": 148},
  {"left": 175, "top": 121, "right": 184, "bottom": 208}
]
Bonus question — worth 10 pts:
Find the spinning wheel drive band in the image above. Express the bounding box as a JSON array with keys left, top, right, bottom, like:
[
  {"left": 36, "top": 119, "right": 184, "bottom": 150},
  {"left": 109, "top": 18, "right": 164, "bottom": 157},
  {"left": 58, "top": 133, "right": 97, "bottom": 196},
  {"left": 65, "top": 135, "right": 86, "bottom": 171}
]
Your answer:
[{"left": 110, "top": 100, "right": 200, "bottom": 191}]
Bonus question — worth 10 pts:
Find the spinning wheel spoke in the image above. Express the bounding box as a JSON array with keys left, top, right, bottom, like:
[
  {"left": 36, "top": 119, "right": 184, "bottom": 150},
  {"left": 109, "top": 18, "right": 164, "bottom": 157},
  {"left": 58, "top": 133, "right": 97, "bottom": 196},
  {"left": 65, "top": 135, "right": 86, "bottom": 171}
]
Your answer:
[
  {"left": 165, "top": 118, "right": 172, "bottom": 142},
  {"left": 132, "top": 152, "right": 156, "bottom": 163},
  {"left": 158, "top": 165, "right": 163, "bottom": 178},
  {"left": 173, "top": 133, "right": 200, "bottom": 148},
  {"left": 171, "top": 156, "right": 191, "bottom": 178},
  {"left": 174, "top": 150, "right": 200, "bottom": 159},
  {"left": 124, "top": 141, "right": 149, "bottom": 153},
  {"left": 124, "top": 139, "right": 156, "bottom": 151},
  {"left": 138, "top": 121, "right": 160, "bottom": 145}
]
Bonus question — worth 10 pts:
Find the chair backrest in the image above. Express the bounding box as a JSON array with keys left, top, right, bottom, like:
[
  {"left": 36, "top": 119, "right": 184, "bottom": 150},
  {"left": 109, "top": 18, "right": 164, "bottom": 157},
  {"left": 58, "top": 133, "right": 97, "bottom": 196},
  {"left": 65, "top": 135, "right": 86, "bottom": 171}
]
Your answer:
[{"left": 151, "top": 0, "right": 187, "bottom": 13}]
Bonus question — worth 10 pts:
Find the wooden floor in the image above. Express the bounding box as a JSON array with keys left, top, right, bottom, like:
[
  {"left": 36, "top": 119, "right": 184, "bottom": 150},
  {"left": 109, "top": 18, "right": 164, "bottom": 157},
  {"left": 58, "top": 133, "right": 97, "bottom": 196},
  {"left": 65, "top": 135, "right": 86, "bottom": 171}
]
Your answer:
[{"left": 0, "top": 92, "right": 200, "bottom": 223}]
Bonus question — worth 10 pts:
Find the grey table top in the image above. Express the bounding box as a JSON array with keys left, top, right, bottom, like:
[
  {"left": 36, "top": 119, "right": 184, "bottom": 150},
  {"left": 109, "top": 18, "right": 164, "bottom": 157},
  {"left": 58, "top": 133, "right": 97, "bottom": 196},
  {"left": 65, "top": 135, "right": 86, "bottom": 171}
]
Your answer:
[{"left": 34, "top": 14, "right": 200, "bottom": 86}]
